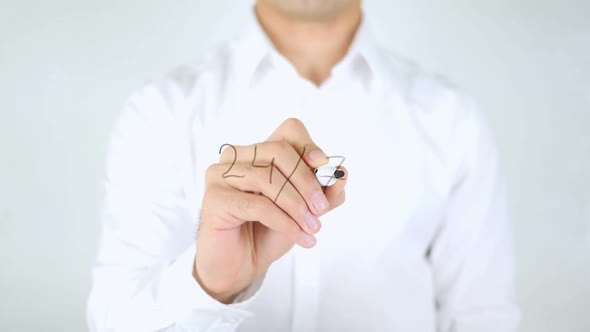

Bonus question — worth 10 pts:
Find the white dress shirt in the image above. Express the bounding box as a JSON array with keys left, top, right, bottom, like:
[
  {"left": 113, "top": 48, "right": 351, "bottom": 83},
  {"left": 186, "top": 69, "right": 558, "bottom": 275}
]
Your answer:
[{"left": 87, "top": 10, "right": 520, "bottom": 332}]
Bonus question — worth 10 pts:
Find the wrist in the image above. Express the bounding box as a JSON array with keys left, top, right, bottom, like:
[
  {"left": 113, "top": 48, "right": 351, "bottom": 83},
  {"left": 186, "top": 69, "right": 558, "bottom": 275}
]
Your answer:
[{"left": 192, "top": 260, "right": 243, "bottom": 304}]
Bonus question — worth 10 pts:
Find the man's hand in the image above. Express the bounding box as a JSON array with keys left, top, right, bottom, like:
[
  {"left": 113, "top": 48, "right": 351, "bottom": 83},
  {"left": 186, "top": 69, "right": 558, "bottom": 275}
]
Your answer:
[{"left": 194, "top": 118, "right": 347, "bottom": 303}]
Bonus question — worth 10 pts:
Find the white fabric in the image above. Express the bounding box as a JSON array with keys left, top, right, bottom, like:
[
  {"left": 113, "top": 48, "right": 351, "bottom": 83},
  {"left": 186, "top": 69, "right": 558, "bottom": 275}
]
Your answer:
[{"left": 87, "top": 9, "right": 520, "bottom": 332}]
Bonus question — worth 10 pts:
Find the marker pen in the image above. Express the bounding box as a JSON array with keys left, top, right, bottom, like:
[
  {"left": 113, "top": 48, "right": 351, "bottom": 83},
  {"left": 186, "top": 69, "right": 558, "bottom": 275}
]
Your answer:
[{"left": 314, "top": 164, "right": 345, "bottom": 186}]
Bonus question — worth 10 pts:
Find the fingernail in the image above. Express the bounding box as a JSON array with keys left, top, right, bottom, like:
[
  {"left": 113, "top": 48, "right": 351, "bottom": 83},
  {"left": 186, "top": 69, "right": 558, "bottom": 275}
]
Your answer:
[
  {"left": 309, "top": 149, "right": 328, "bottom": 164},
  {"left": 311, "top": 191, "right": 329, "bottom": 212},
  {"left": 300, "top": 233, "right": 317, "bottom": 247},
  {"left": 305, "top": 212, "right": 321, "bottom": 231}
]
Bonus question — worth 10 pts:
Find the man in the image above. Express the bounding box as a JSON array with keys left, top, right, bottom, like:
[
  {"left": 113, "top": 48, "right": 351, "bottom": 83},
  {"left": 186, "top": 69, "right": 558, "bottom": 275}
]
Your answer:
[{"left": 87, "top": 0, "right": 520, "bottom": 331}]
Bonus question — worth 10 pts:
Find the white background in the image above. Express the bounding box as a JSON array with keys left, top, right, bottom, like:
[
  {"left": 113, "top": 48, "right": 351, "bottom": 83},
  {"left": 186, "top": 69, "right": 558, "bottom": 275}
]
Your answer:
[{"left": 1, "top": 0, "right": 588, "bottom": 330}]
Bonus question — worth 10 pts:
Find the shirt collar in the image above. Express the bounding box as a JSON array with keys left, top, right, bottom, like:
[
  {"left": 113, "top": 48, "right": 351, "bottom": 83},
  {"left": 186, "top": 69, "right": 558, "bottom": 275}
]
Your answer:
[{"left": 233, "top": 7, "right": 380, "bottom": 90}]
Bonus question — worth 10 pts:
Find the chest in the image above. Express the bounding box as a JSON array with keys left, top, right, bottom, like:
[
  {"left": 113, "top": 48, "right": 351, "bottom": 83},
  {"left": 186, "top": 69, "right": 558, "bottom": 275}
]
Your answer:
[{"left": 191, "top": 87, "right": 448, "bottom": 258}]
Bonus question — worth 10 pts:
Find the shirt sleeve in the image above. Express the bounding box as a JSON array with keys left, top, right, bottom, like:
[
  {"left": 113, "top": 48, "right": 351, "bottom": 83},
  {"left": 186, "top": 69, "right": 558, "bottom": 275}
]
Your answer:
[
  {"left": 429, "top": 96, "right": 521, "bottom": 332},
  {"left": 86, "top": 85, "right": 263, "bottom": 332}
]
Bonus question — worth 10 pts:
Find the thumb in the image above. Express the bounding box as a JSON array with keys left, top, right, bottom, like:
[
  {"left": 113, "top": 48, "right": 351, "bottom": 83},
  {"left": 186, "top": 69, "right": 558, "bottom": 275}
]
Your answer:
[{"left": 267, "top": 118, "right": 329, "bottom": 168}]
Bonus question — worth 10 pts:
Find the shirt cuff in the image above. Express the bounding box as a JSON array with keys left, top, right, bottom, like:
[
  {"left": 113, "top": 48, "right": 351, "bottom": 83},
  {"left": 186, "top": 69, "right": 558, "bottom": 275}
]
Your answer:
[{"left": 159, "top": 242, "right": 265, "bottom": 329}]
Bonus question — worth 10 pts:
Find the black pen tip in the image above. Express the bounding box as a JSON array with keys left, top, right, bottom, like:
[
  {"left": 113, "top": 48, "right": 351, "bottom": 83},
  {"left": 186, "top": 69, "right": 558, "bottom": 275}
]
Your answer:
[{"left": 334, "top": 169, "right": 345, "bottom": 179}]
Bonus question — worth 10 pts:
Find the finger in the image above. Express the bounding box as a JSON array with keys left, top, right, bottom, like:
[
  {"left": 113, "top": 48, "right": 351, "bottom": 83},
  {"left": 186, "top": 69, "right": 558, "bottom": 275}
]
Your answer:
[
  {"left": 219, "top": 141, "right": 330, "bottom": 215},
  {"left": 322, "top": 166, "right": 348, "bottom": 211},
  {"left": 266, "top": 118, "right": 329, "bottom": 168},
  {"left": 207, "top": 186, "right": 317, "bottom": 248},
  {"left": 209, "top": 163, "right": 323, "bottom": 234}
]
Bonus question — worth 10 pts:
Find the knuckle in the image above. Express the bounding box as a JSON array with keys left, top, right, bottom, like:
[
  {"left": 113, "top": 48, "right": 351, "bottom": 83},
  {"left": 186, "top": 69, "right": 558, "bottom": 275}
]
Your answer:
[
  {"left": 282, "top": 117, "right": 305, "bottom": 132},
  {"left": 275, "top": 140, "right": 292, "bottom": 155},
  {"left": 204, "top": 164, "right": 220, "bottom": 183},
  {"left": 270, "top": 141, "right": 293, "bottom": 156}
]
